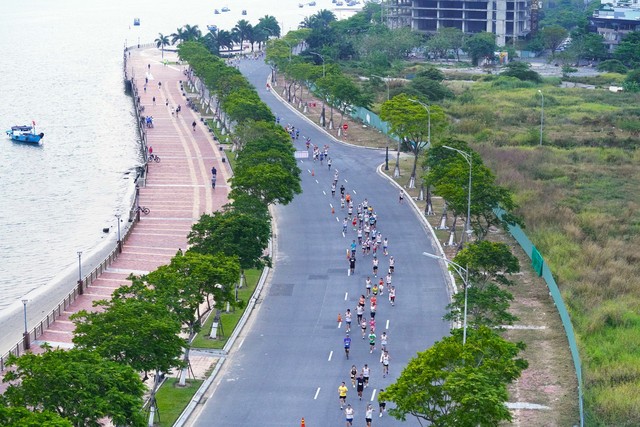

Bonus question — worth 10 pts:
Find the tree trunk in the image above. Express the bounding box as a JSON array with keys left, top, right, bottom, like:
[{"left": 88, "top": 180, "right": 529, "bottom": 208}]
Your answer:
[
  {"left": 425, "top": 185, "right": 435, "bottom": 216},
  {"left": 409, "top": 151, "right": 419, "bottom": 188}
]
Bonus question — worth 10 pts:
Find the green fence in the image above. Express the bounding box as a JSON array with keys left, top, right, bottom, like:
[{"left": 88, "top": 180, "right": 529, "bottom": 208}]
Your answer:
[
  {"left": 495, "top": 208, "right": 584, "bottom": 427},
  {"left": 349, "top": 106, "right": 394, "bottom": 137}
]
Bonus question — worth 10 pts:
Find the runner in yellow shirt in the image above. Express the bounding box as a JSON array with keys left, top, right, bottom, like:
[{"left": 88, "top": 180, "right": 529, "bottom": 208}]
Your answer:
[{"left": 339, "top": 381, "right": 348, "bottom": 409}]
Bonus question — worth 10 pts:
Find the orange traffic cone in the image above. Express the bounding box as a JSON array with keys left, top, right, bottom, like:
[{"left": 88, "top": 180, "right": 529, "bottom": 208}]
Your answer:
[
  {"left": 311, "top": 169, "right": 315, "bottom": 176},
  {"left": 331, "top": 206, "right": 335, "bottom": 214},
  {"left": 337, "top": 313, "right": 342, "bottom": 324},
  {"left": 301, "top": 417, "right": 306, "bottom": 427}
]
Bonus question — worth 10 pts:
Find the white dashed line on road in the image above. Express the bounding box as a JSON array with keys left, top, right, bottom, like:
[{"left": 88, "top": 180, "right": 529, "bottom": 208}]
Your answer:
[
  {"left": 328, "top": 351, "right": 333, "bottom": 362},
  {"left": 315, "top": 179, "right": 319, "bottom": 184},
  {"left": 323, "top": 190, "right": 326, "bottom": 195},
  {"left": 314, "top": 387, "right": 321, "bottom": 400},
  {"left": 371, "top": 389, "right": 377, "bottom": 402},
  {"left": 338, "top": 321, "right": 342, "bottom": 329},
  {"left": 386, "top": 320, "right": 390, "bottom": 330},
  {"left": 345, "top": 292, "right": 349, "bottom": 301},
  {"left": 238, "top": 338, "right": 245, "bottom": 349},
  {"left": 353, "top": 190, "right": 357, "bottom": 195}
]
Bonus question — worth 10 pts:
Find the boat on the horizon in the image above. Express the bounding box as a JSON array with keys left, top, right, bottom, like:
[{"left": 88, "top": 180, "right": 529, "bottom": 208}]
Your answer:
[
  {"left": 214, "top": 9, "right": 220, "bottom": 14},
  {"left": 308, "top": 1, "right": 317, "bottom": 5},
  {"left": 6, "top": 123, "right": 44, "bottom": 144},
  {"left": 221, "top": 6, "right": 230, "bottom": 12},
  {"left": 242, "top": 9, "right": 247, "bottom": 15}
]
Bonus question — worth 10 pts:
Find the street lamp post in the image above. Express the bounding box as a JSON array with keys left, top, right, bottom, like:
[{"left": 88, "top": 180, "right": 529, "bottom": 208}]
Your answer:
[
  {"left": 77, "top": 251, "right": 84, "bottom": 294},
  {"left": 442, "top": 145, "right": 472, "bottom": 245},
  {"left": 309, "top": 51, "right": 325, "bottom": 77},
  {"left": 371, "top": 74, "right": 390, "bottom": 101},
  {"left": 281, "top": 39, "right": 293, "bottom": 61},
  {"left": 22, "top": 299, "right": 30, "bottom": 350},
  {"left": 115, "top": 213, "right": 122, "bottom": 253},
  {"left": 538, "top": 90, "right": 544, "bottom": 146},
  {"left": 423, "top": 252, "right": 470, "bottom": 345}
]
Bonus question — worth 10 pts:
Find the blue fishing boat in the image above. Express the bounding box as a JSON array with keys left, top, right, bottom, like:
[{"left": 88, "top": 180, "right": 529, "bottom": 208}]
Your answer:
[
  {"left": 133, "top": 18, "right": 140, "bottom": 26},
  {"left": 6, "top": 123, "right": 44, "bottom": 144}
]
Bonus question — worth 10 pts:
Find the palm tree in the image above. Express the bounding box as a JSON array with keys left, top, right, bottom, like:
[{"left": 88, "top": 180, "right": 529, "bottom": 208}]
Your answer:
[
  {"left": 258, "top": 15, "right": 280, "bottom": 37},
  {"left": 170, "top": 27, "right": 186, "bottom": 45},
  {"left": 217, "top": 30, "right": 236, "bottom": 52},
  {"left": 154, "top": 33, "right": 170, "bottom": 58},
  {"left": 233, "top": 19, "right": 253, "bottom": 50},
  {"left": 183, "top": 24, "right": 202, "bottom": 41}
]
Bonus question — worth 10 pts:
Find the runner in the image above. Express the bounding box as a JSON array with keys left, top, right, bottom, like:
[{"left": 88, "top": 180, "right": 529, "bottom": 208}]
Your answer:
[
  {"left": 328, "top": 158, "right": 332, "bottom": 169},
  {"left": 389, "top": 285, "right": 396, "bottom": 306},
  {"left": 342, "top": 218, "right": 348, "bottom": 236},
  {"left": 345, "top": 404, "right": 354, "bottom": 426},
  {"left": 378, "top": 389, "right": 386, "bottom": 417},
  {"left": 389, "top": 256, "right": 395, "bottom": 274},
  {"left": 357, "top": 227, "right": 363, "bottom": 244},
  {"left": 399, "top": 190, "right": 405, "bottom": 203},
  {"left": 349, "top": 254, "right": 356, "bottom": 276},
  {"left": 381, "top": 350, "right": 390, "bottom": 377},
  {"left": 331, "top": 182, "right": 336, "bottom": 197},
  {"left": 340, "top": 184, "right": 345, "bottom": 197},
  {"left": 360, "top": 276, "right": 369, "bottom": 298},
  {"left": 360, "top": 317, "right": 367, "bottom": 339},
  {"left": 383, "top": 238, "right": 389, "bottom": 256},
  {"left": 350, "top": 240, "right": 357, "bottom": 257},
  {"left": 350, "top": 365, "right": 358, "bottom": 388},
  {"left": 339, "top": 382, "right": 348, "bottom": 409},
  {"left": 370, "top": 300, "right": 377, "bottom": 320},
  {"left": 380, "top": 331, "right": 388, "bottom": 353},
  {"left": 344, "top": 333, "right": 352, "bottom": 359},
  {"left": 362, "top": 364, "right": 371, "bottom": 388},
  {"left": 345, "top": 309, "right": 352, "bottom": 332},
  {"left": 365, "top": 404, "right": 374, "bottom": 426},
  {"left": 372, "top": 256, "right": 379, "bottom": 277},
  {"left": 385, "top": 273, "right": 392, "bottom": 290},
  {"left": 369, "top": 330, "right": 376, "bottom": 353},
  {"left": 356, "top": 373, "right": 365, "bottom": 400},
  {"left": 369, "top": 317, "right": 376, "bottom": 334},
  {"left": 356, "top": 304, "right": 364, "bottom": 326}
]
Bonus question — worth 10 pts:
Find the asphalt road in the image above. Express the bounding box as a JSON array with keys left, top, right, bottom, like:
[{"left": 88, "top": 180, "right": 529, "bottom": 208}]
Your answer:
[{"left": 189, "top": 58, "right": 451, "bottom": 426}]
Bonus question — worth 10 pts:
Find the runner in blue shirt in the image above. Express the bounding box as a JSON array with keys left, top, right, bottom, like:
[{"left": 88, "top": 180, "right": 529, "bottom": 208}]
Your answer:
[{"left": 344, "top": 333, "right": 352, "bottom": 359}]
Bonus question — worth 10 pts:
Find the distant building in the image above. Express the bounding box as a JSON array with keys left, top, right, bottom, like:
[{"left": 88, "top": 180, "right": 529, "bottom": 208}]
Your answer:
[
  {"left": 384, "top": 0, "right": 532, "bottom": 47},
  {"left": 589, "top": 5, "right": 640, "bottom": 52}
]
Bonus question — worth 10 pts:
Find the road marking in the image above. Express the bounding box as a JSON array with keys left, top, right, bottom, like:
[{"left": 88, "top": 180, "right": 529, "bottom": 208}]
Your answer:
[
  {"left": 238, "top": 338, "right": 245, "bottom": 349},
  {"left": 307, "top": 169, "right": 311, "bottom": 174},
  {"left": 338, "top": 321, "right": 342, "bottom": 329},
  {"left": 337, "top": 217, "right": 340, "bottom": 222},
  {"left": 315, "top": 179, "right": 319, "bottom": 184},
  {"left": 328, "top": 351, "right": 333, "bottom": 362},
  {"left": 371, "top": 389, "right": 377, "bottom": 401},
  {"left": 344, "top": 179, "right": 348, "bottom": 183},
  {"left": 386, "top": 320, "right": 390, "bottom": 330},
  {"left": 323, "top": 190, "right": 326, "bottom": 195},
  {"left": 345, "top": 292, "right": 349, "bottom": 301},
  {"left": 330, "top": 203, "right": 334, "bottom": 209},
  {"left": 314, "top": 387, "right": 321, "bottom": 400},
  {"left": 353, "top": 190, "right": 357, "bottom": 195}
]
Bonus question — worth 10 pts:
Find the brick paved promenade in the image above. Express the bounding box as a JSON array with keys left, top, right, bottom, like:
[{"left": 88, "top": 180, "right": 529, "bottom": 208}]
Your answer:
[{"left": 2, "top": 47, "right": 228, "bottom": 383}]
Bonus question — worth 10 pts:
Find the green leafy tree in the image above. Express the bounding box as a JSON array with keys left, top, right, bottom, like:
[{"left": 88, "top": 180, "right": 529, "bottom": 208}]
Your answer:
[
  {"left": 568, "top": 32, "right": 607, "bottom": 61},
  {"left": 623, "top": 69, "right": 640, "bottom": 92},
  {"left": 233, "top": 19, "right": 253, "bottom": 48},
  {"left": 154, "top": 33, "right": 170, "bottom": 58},
  {"left": 0, "top": 405, "right": 72, "bottom": 427},
  {"left": 463, "top": 32, "right": 497, "bottom": 66},
  {"left": 380, "top": 94, "right": 447, "bottom": 188},
  {"left": 426, "top": 27, "right": 465, "bottom": 61},
  {"left": 380, "top": 327, "right": 528, "bottom": 427},
  {"left": 597, "top": 59, "right": 628, "bottom": 74},
  {"left": 540, "top": 25, "right": 568, "bottom": 55},
  {"left": 230, "top": 162, "right": 302, "bottom": 206},
  {"left": 258, "top": 15, "right": 280, "bottom": 37},
  {"left": 3, "top": 348, "right": 145, "bottom": 427},
  {"left": 615, "top": 31, "right": 640, "bottom": 66},
  {"left": 407, "top": 76, "right": 454, "bottom": 101},
  {"left": 444, "top": 241, "right": 521, "bottom": 328},
  {"left": 500, "top": 61, "right": 542, "bottom": 83}
]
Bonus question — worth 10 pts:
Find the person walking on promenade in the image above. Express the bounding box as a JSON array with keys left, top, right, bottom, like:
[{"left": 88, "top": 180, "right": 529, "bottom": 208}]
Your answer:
[
  {"left": 211, "top": 166, "right": 217, "bottom": 189},
  {"left": 152, "top": 96, "right": 156, "bottom": 105},
  {"left": 192, "top": 120, "right": 197, "bottom": 131},
  {"left": 365, "top": 404, "right": 375, "bottom": 426},
  {"left": 345, "top": 404, "right": 354, "bottom": 426},
  {"left": 339, "top": 382, "right": 348, "bottom": 409},
  {"left": 356, "top": 373, "right": 365, "bottom": 400}
]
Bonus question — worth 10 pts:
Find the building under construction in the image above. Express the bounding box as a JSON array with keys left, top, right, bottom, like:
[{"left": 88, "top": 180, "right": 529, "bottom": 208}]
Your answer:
[{"left": 383, "top": 0, "right": 534, "bottom": 47}]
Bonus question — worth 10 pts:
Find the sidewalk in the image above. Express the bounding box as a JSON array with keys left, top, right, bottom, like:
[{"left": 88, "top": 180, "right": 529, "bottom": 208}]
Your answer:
[{"left": 0, "top": 47, "right": 227, "bottom": 391}]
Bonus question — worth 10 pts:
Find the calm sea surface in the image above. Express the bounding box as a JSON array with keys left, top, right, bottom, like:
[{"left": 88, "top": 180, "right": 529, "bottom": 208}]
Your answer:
[{"left": 0, "top": 0, "right": 358, "bottom": 314}]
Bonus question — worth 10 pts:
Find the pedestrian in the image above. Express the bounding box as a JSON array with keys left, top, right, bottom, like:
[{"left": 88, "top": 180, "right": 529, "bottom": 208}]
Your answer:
[
  {"left": 385, "top": 273, "right": 392, "bottom": 289},
  {"left": 158, "top": 81, "right": 162, "bottom": 89},
  {"left": 342, "top": 218, "right": 348, "bottom": 235},
  {"left": 211, "top": 175, "right": 217, "bottom": 189},
  {"left": 350, "top": 365, "right": 358, "bottom": 388},
  {"left": 365, "top": 277, "right": 372, "bottom": 298},
  {"left": 349, "top": 254, "right": 356, "bottom": 276},
  {"left": 369, "top": 330, "right": 376, "bottom": 353},
  {"left": 381, "top": 350, "right": 390, "bottom": 377},
  {"left": 345, "top": 404, "right": 354, "bottom": 426},
  {"left": 369, "top": 317, "right": 376, "bottom": 334},
  {"left": 399, "top": 190, "right": 404, "bottom": 203},
  {"left": 344, "top": 333, "right": 351, "bottom": 359},
  {"left": 350, "top": 240, "right": 357, "bottom": 257},
  {"left": 192, "top": 121, "right": 196, "bottom": 131},
  {"left": 152, "top": 96, "right": 156, "bottom": 105},
  {"left": 370, "top": 300, "right": 377, "bottom": 320},
  {"left": 383, "top": 238, "right": 388, "bottom": 256},
  {"left": 372, "top": 282, "right": 379, "bottom": 297},
  {"left": 356, "top": 304, "right": 364, "bottom": 326},
  {"left": 365, "top": 403, "right": 374, "bottom": 426},
  {"left": 356, "top": 373, "right": 364, "bottom": 400},
  {"left": 147, "top": 63, "right": 150, "bottom": 70},
  {"left": 360, "top": 317, "right": 367, "bottom": 339},
  {"left": 165, "top": 98, "right": 169, "bottom": 106},
  {"left": 328, "top": 158, "right": 332, "bottom": 169},
  {"left": 340, "top": 184, "right": 345, "bottom": 197},
  {"left": 378, "top": 389, "right": 386, "bottom": 417},
  {"left": 331, "top": 182, "right": 336, "bottom": 197},
  {"left": 389, "top": 285, "right": 396, "bottom": 306},
  {"left": 362, "top": 364, "right": 370, "bottom": 388},
  {"left": 389, "top": 256, "right": 395, "bottom": 274},
  {"left": 345, "top": 308, "right": 352, "bottom": 332},
  {"left": 380, "top": 331, "right": 388, "bottom": 353},
  {"left": 339, "top": 382, "right": 348, "bottom": 409}
]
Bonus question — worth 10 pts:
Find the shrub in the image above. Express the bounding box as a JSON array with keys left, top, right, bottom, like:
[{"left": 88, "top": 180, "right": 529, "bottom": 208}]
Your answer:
[
  {"left": 490, "top": 76, "right": 537, "bottom": 89},
  {"left": 597, "top": 60, "right": 628, "bottom": 74},
  {"left": 500, "top": 61, "right": 543, "bottom": 83}
]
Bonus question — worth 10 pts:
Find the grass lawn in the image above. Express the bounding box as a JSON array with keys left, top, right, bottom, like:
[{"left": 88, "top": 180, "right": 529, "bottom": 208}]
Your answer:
[
  {"left": 154, "top": 379, "right": 203, "bottom": 427},
  {"left": 191, "top": 269, "right": 262, "bottom": 349}
]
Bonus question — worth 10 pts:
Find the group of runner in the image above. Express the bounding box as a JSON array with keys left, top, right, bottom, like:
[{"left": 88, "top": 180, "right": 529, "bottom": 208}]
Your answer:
[{"left": 332, "top": 166, "right": 399, "bottom": 426}]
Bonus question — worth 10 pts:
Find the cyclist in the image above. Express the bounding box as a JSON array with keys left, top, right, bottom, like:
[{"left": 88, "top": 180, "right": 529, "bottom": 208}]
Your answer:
[{"left": 344, "top": 333, "right": 351, "bottom": 359}]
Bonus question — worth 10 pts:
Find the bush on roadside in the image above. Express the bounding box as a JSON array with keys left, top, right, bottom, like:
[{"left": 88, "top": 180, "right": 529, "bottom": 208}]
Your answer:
[{"left": 597, "top": 60, "right": 628, "bottom": 74}]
